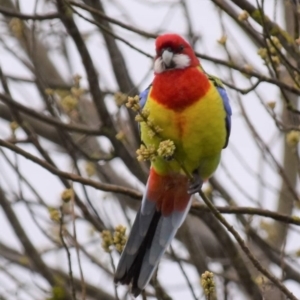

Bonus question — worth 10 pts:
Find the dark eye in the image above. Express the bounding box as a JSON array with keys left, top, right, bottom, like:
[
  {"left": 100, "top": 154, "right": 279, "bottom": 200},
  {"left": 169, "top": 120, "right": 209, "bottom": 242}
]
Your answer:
[{"left": 178, "top": 44, "right": 184, "bottom": 52}]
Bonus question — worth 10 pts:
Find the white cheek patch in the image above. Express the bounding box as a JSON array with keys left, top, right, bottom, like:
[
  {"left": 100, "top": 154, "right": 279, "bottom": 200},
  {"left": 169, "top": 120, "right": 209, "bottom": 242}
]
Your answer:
[
  {"left": 154, "top": 57, "right": 165, "bottom": 73},
  {"left": 172, "top": 54, "right": 191, "bottom": 69},
  {"left": 154, "top": 54, "right": 191, "bottom": 73}
]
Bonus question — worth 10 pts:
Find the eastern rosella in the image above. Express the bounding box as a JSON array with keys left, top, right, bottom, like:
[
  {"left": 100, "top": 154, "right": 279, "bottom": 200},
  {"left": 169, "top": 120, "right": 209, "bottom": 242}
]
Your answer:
[{"left": 114, "top": 33, "right": 232, "bottom": 296}]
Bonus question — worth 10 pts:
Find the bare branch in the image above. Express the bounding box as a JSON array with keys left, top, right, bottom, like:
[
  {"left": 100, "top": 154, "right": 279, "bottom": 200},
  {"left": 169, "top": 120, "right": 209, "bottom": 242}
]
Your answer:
[{"left": 0, "top": 138, "right": 142, "bottom": 199}]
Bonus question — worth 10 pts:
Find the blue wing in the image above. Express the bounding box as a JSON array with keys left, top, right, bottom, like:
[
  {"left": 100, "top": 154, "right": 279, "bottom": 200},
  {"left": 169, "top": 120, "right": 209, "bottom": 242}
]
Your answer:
[
  {"left": 207, "top": 75, "right": 232, "bottom": 148},
  {"left": 216, "top": 86, "right": 232, "bottom": 148},
  {"left": 139, "top": 85, "right": 151, "bottom": 109}
]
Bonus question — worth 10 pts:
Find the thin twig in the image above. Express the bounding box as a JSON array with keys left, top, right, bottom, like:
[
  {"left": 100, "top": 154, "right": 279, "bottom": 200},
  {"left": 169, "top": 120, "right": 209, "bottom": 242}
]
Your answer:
[
  {"left": 191, "top": 203, "right": 300, "bottom": 226},
  {"left": 109, "top": 253, "right": 120, "bottom": 300},
  {"left": 0, "top": 138, "right": 142, "bottom": 199},
  {"left": 0, "top": 7, "right": 59, "bottom": 20},
  {"left": 170, "top": 246, "right": 198, "bottom": 300},
  {"left": 70, "top": 185, "right": 86, "bottom": 300},
  {"left": 0, "top": 93, "right": 103, "bottom": 135},
  {"left": 59, "top": 207, "right": 76, "bottom": 300},
  {"left": 198, "top": 190, "right": 297, "bottom": 300}
]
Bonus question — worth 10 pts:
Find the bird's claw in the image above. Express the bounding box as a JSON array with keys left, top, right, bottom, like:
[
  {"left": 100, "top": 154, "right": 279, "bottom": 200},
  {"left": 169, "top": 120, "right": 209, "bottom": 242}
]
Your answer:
[{"left": 188, "top": 172, "right": 203, "bottom": 194}]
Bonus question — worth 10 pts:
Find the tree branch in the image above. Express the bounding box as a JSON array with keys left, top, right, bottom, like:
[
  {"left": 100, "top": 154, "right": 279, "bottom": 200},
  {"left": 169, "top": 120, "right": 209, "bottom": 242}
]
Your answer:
[{"left": 0, "top": 138, "right": 142, "bottom": 199}]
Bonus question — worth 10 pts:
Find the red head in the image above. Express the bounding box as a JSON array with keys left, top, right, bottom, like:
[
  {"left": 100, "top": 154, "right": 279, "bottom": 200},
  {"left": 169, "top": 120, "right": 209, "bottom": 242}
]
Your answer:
[{"left": 154, "top": 34, "right": 199, "bottom": 74}]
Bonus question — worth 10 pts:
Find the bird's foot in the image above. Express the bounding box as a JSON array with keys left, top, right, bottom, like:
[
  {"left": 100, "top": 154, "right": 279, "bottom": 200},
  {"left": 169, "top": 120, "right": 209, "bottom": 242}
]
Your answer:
[{"left": 188, "top": 171, "right": 203, "bottom": 194}]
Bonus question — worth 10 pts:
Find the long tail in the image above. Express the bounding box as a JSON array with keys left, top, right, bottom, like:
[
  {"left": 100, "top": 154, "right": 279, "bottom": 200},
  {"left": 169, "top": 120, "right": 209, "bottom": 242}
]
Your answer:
[{"left": 114, "top": 168, "right": 191, "bottom": 297}]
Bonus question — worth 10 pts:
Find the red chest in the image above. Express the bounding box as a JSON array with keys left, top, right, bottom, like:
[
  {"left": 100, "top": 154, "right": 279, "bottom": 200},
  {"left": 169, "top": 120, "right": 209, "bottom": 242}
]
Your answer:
[{"left": 150, "top": 67, "right": 210, "bottom": 111}]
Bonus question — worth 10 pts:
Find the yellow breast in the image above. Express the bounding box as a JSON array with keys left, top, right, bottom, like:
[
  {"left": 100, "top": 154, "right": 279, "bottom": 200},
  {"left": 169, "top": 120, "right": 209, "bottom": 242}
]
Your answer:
[{"left": 140, "top": 82, "right": 226, "bottom": 177}]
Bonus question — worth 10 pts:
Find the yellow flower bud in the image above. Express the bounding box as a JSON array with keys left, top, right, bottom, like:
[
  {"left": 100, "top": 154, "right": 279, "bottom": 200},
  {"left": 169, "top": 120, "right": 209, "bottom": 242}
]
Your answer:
[
  {"left": 71, "top": 87, "right": 84, "bottom": 98},
  {"left": 257, "top": 48, "right": 267, "bottom": 59},
  {"left": 238, "top": 10, "right": 249, "bottom": 21},
  {"left": 217, "top": 35, "right": 227, "bottom": 45},
  {"left": 201, "top": 271, "right": 215, "bottom": 296},
  {"left": 271, "top": 55, "right": 280, "bottom": 65},
  {"left": 61, "top": 95, "right": 78, "bottom": 112},
  {"left": 61, "top": 189, "right": 73, "bottom": 203},
  {"left": 136, "top": 144, "right": 157, "bottom": 161},
  {"left": 9, "top": 18, "right": 23, "bottom": 38},
  {"left": 85, "top": 162, "right": 96, "bottom": 177},
  {"left": 48, "top": 207, "right": 60, "bottom": 222},
  {"left": 126, "top": 96, "right": 140, "bottom": 111},
  {"left": 114, "top": 92, "right": 128, "bottom": 107},
  {"left": 115, "top": 131, "right": 125, "bottom": 141},
  {"left": 286, "top": 131, "right": 300, "bottom": 147},
  {"left": 254, "top": 275, "right": 269, "bottom": 286},
  {"left": 157, "top": 140, "right": 176, "bottom": 160},
  {"left": 141, "top": 109, "right": 150, "bottom": 118},
  {"left": 135, "top": 114, "right": 144, "bottom": 122},
  {"left": 113, "top": 225, "right": 127, "bottom": 253},
  {"left": 267, "top": 101, "right": 276, "bottom": 110},
  {"left": 10, "top": 121, "right": 19, "bottom": 132},
  {"left": 270, "top": 36, "right": 282, "bottom": 50}
]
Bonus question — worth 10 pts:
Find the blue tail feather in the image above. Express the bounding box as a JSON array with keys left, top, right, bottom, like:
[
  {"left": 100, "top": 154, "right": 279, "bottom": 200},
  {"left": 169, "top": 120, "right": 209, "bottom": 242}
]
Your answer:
[{"left": 114, "top": 181, "right": 191, "bottom": 297}]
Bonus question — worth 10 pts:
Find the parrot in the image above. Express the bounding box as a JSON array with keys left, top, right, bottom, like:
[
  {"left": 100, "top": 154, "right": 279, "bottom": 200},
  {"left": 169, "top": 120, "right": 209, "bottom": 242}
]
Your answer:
[{"left": 114, "top": 33, "right": 232, "bottom": 297}]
